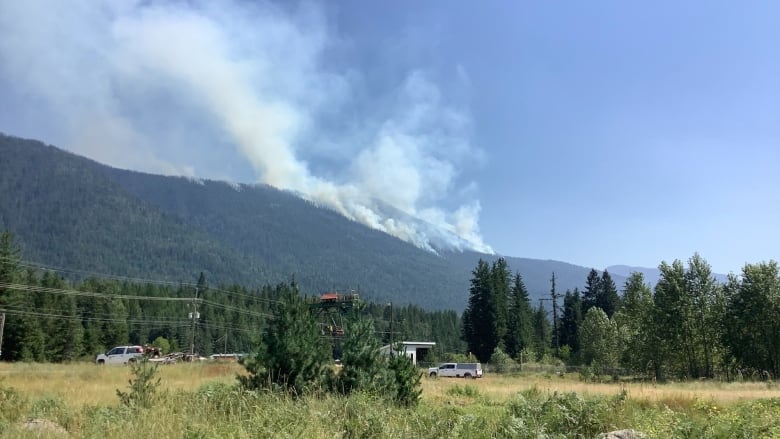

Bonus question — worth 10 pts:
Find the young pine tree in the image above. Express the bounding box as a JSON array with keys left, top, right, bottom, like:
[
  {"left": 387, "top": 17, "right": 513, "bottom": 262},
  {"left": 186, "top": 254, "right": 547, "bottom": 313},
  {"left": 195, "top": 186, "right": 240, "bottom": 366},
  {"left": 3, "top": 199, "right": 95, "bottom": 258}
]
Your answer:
[{"left": 240, "top": 283, "right": 330, "bottom": 396}]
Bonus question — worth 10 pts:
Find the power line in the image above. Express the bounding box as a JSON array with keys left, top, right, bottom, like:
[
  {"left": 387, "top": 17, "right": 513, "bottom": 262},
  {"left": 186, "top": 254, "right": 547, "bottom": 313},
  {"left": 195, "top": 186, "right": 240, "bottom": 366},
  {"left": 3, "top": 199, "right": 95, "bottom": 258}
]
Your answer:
[
  {"left": 199, "top": 299, "right": 273, "bottom": 318},
  {"left": 0, "top": 282, "right": 195, "bottom": 302},
  {"left": 1, "top": 256, "right": 285, "bottom": 306},
  {"left": 0, "top": 307, "right": 191, "bottom": 326}
]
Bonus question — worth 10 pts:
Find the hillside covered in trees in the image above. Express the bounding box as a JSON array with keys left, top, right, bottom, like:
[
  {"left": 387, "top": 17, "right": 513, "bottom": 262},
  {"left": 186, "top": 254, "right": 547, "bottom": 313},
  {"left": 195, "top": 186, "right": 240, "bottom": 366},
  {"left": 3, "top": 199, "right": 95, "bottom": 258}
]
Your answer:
[{"left": 0, "top": 133, "right": 625, "bottom": 311}]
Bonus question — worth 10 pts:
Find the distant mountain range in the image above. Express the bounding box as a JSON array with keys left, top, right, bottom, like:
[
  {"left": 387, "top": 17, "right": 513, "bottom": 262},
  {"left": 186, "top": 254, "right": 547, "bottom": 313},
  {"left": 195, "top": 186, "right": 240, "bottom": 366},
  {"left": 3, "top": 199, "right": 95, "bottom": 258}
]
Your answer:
[{"left": 0, "top": 133, "right": 666, "bottom": 311}]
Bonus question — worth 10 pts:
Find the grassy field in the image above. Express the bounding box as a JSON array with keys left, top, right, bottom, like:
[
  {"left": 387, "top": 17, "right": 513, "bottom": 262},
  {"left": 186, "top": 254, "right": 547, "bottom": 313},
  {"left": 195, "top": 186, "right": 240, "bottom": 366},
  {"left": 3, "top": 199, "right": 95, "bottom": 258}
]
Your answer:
[
  {"left": 0, "top": 361, "right": 239, "bottom": 406},
  {"left": 1, "top": 361, "right": 780, "bottom": 438}
]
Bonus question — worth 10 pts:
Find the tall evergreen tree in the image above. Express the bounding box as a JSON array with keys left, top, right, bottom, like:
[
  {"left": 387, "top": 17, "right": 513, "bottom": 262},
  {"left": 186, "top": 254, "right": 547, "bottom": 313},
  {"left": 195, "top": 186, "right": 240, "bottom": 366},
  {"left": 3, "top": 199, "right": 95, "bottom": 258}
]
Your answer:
[
  {"left": 0, "top": 231, "right": 43, "bottom": 361},
  {"left": 581, "top": 269, "right": 601, "bottom": 315},
  {"left": 490, "top": 258, "right": 511, "bottom": 350},
  {"left": 597, "top": 270, "right": 620, "bottom": 318},
  {"left": 549, "top": 272, "right": 563, "bottom": 356},
  {"left": 504, "top": 273, "right": 533, "bottom": 359},
  {"left": 559, "top": 288, "right": 582, "bottom": 361},
  {"left": 461, "top": 259, "right": 500, "bottom": 362}
]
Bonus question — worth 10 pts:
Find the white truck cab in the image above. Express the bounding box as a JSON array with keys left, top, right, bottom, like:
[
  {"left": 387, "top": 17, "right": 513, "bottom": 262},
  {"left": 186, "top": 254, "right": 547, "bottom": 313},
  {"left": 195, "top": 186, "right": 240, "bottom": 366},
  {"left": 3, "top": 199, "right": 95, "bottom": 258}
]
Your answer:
[
  {"left": 428, "top": 362, "right": 483, "bottom": 379},
  {"left": 96, "top": 345, "right": 145, "bottom": 365}
]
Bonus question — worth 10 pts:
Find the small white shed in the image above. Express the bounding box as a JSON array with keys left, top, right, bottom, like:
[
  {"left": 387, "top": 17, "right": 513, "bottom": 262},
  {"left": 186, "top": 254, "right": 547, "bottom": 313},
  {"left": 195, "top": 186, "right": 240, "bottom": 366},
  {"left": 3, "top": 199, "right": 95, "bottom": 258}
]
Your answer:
[{"left": 379, "top": 341, "right": 436, "bottom": 365}]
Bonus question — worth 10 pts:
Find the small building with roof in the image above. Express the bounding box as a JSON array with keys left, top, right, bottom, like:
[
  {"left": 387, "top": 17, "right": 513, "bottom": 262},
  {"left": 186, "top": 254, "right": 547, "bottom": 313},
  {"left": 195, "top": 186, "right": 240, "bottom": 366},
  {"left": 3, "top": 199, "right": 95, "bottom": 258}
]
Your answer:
[{"left": 379, "top": 341, "right": 436, "bottom": 365}]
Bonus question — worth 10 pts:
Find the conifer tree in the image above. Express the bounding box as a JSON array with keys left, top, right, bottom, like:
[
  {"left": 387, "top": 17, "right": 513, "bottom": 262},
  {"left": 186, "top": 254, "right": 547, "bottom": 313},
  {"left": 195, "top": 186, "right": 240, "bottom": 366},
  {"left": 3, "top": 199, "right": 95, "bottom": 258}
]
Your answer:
[
  {"left": 560, "top": 288, "right": 582, "bottom": 360},
  {"left": 581, "top": 269, "right": 601, "bottom": 315},
  {"left": 504, "top": 273, "right": 533, "bottom": 359},
  {"left": 240, "top": 283, "right": 330, "bottom": 395},
  {"left": 461, "top": 259, "right": 500, "bottom": 362},
  {"left": 597, "top": 270, "right": 620, "bottom": 318},
  {"left": 334, "top": 316, "right": 386, "bottom": 395},
  {"left": 490, "top": 258, "right": 511, "bottom": 348}
]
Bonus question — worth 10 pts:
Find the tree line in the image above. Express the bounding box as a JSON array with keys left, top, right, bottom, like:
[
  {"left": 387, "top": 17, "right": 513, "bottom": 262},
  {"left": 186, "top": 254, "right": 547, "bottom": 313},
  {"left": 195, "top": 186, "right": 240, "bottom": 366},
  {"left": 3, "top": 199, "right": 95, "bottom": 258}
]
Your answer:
[
  {"left": 0, "top": 231, "right": 463, "bottom": 362},
  {"left": 462, "top": 255, "right": 780, "bottom": 380}
]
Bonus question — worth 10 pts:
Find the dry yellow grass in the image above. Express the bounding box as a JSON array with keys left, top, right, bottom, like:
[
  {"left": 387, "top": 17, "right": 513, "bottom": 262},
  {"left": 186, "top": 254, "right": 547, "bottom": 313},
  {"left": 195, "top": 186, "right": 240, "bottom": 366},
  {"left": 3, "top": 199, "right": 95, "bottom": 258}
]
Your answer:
[
  {"left": 2, "top": 361, "right": 778, "bottom": 408},
  {"left": 0, "top": 361, "right": 241, "bottom": 406},
  {"left": 422, "top": 373, "right": 780, "bottom": 406}
]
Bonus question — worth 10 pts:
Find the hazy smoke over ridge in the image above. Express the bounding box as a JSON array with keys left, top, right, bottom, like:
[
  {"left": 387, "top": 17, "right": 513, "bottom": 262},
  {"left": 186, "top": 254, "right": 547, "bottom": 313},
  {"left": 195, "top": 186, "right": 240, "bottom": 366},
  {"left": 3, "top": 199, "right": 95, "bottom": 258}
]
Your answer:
[{"left": 0, "top": 0, "right": 493, "bottom": 254}]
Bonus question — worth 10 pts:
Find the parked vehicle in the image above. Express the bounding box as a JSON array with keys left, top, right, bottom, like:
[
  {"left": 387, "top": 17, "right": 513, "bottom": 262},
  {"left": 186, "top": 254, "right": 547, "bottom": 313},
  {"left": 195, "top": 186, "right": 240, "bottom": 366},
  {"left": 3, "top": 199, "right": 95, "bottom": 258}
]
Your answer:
[
  {"left": 428, "top": 362, "right": 483, "bottom": 379},
  {"left": 95, "top": 345, "right": 145, "bottom": 365}
]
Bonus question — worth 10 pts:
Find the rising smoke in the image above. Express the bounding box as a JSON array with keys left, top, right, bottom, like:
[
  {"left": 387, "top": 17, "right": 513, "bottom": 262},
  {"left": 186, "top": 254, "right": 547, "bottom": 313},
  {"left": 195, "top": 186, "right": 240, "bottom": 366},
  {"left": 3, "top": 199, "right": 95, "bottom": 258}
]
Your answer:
[{"left": 0, "top": 0, "right": 493, "bottom": 254}]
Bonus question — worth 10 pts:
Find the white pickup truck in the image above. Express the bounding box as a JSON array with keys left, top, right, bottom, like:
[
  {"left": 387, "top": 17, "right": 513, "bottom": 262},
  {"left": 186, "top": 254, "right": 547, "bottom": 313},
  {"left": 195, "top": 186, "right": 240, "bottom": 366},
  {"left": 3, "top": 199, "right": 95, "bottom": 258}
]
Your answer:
[
  {"left": 95, "top": 345, "right": 145, "bottom": 365},
  {"left": 428, "top": 362, "right": 483, "bottom": 379}
]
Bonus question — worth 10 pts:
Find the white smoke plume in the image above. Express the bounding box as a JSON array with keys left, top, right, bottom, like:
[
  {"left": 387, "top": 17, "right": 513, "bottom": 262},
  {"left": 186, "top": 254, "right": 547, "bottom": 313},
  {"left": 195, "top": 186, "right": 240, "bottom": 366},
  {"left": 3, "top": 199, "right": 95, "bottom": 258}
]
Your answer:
[{"left": 0, "top": 0, "right": 493, "bottom": 254}]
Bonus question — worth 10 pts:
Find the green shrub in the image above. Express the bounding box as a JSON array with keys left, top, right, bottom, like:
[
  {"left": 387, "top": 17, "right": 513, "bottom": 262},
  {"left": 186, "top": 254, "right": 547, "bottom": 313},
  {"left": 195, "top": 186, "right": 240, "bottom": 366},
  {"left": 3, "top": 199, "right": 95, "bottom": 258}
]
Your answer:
[{"left": 507, "top": 390, "right": 614, "bottom": 437}]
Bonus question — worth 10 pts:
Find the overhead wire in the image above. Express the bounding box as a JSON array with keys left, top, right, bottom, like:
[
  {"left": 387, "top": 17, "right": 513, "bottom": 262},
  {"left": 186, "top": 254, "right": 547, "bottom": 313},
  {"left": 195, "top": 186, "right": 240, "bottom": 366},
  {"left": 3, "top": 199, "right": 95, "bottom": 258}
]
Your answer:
[
  {"left": 0, "top": 257, "right": 384, "bottom": 341},
  {"left": 1, "top": 256, "right": 286, "bottom": 306}
]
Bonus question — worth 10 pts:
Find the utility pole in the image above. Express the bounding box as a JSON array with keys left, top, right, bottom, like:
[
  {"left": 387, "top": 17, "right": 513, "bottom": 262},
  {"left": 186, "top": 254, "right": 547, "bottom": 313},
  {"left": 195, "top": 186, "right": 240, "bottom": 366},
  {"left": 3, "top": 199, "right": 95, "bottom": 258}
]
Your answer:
[
  {"left": 550, "top": 272, "right": 560, "bottom": 357},
  {"left": 189, "top": 286, "right": 200, "bottom": 358},
  {"left": 389, "top": 302, "right": 394, "bottom": 353},
  {"left": 0, "top": 313, "right": 5, "bottom": 359}
]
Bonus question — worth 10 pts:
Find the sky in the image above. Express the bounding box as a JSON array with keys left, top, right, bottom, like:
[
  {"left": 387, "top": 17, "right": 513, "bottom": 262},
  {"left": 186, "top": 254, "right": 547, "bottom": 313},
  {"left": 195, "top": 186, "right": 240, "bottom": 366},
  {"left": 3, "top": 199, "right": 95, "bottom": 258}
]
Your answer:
[{"left": 0, "top": 1, "right": 778, "bottom": 274}]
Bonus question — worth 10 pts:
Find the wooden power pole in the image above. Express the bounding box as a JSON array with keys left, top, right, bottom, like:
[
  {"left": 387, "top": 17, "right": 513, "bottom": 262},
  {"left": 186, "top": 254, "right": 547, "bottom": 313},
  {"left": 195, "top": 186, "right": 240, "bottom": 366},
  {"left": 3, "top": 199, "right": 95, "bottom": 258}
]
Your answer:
[
  {"left": 0, "top": 313, "right": 5, "bottom": 359},
  {"left": 550, "top": 272, "right": 560, "bottom": 356},
  {"left": 189, "top": 287, "right": 200, "bottom": 358}
]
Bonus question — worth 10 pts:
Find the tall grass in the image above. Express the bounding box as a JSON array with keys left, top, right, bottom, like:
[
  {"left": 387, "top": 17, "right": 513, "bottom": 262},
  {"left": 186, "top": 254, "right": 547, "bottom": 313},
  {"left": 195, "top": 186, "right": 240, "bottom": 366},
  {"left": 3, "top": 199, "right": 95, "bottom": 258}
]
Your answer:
[{"left": 1, "top": 362, "right": 779, "bottom": 438}]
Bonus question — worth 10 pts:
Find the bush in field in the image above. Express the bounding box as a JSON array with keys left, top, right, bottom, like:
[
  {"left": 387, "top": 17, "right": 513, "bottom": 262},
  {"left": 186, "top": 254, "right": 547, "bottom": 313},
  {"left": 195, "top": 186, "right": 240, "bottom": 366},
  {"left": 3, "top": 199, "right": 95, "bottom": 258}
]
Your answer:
[
  {"left": 239, "top": 285, "right": 331, "bottom": 396},
  {"left": 116, "top": 358, "right": 160, "bottom": 408},
  {"left": 508, "top": 389, "right": 613, "bottom": 437}
]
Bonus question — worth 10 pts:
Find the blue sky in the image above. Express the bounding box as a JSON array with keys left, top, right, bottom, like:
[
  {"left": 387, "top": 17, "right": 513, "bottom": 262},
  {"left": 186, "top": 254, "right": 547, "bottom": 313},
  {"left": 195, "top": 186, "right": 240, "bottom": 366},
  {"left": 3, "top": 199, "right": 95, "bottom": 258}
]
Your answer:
[{"left": 1, "top": 1, "right": 777, "bottom": 273}]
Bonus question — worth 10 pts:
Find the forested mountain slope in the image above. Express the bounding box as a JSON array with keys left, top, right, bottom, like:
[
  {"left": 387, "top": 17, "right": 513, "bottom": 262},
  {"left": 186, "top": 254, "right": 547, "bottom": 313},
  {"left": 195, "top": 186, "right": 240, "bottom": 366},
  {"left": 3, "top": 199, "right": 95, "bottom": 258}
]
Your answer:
[
  {"left": 0, "top": 133, "right": 623, "bottom": 310},
  {"left": 0, "top": 134, "right": 265, "bottom": 284}
]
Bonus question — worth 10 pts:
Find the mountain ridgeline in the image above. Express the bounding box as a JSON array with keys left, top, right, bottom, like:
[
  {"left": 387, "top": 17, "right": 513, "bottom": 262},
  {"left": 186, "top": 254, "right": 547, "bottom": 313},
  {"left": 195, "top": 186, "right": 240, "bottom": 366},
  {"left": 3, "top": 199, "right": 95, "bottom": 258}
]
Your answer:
[{"left": 0, "top": 133, "right": 625, "bottom": 310}]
